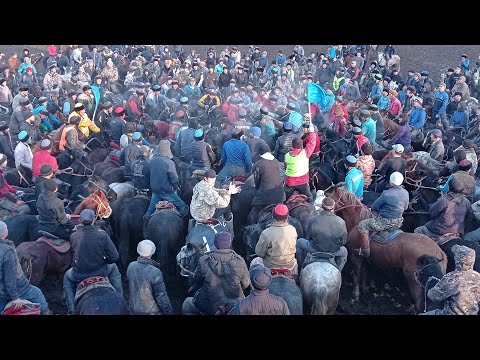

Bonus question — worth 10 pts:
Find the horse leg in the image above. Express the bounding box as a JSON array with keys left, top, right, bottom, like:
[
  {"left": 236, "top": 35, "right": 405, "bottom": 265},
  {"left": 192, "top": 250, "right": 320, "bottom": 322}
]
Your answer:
[
  {"left": 350, "top": 253, "right": 363, "bottom": 302},
  {"left": 360, "top": 264, "right": 369, "bottom": 293},
  {"left": 404, "top": 269, "right": 423, "bottom": 312}
]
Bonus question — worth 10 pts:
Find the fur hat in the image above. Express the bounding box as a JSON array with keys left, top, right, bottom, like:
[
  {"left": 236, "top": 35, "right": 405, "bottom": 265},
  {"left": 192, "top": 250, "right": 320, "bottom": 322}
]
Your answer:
[
  {"left": 249, "top": 264, "right": 272, "bottom": 290},
  {"left": 40, "top": 164, "right": 53, "bottom": 177},
  {"left": 322, "top": 197, "right": 335, "bottom": 210},
  {"left": 157, "top": 140, "right": 173, "bottom": 159},
  {"left": 44, "top": 179, "right": 57, "bottom": 192},
  {"left": 214, "top": 232, "right": 232, "bottom": 249}
]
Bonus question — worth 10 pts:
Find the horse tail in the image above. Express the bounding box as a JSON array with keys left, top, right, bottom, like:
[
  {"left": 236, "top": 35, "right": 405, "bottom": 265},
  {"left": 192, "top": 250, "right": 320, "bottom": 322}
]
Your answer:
[
  {"left": 310, "top": 284, "right": 329, "bottom": 315},
  {"left": 118, "top": 212, "right": 131, "bottom": 268}
]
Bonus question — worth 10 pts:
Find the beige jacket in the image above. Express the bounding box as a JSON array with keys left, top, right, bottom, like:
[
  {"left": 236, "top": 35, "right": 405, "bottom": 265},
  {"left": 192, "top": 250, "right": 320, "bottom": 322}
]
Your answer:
[{"left": 255, "top": 221, "right": 298, "bottom": 269}]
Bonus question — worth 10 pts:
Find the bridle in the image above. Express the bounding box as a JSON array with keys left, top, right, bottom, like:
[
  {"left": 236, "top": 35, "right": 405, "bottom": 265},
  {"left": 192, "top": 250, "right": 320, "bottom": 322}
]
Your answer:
[
  {"left": 58, "top": 159, "right": 94, "bottom": 177},
  {"left": 332, "top": 188, "right": 372, "bottom": 214},
  {"left": 414, "top": 263, "right": 441, "bottom": 313}
]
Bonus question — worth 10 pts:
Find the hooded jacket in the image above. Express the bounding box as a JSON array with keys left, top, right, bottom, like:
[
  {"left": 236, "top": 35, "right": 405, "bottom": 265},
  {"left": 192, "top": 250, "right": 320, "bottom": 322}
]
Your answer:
[
  {"left": 428, "top": 246, "right": 480, "bottom": 315},
  {"left": 192, "top": 249, "right": 250, "bottom": 315},
  {"left": 425, "top": 193, "right": 472, "bottom": 236}
]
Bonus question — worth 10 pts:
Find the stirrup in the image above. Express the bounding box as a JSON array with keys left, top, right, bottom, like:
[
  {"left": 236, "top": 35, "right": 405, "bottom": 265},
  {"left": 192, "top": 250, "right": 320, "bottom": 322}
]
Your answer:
[{"left": 38, "top": 230, "right": 60, "bottom": 239}]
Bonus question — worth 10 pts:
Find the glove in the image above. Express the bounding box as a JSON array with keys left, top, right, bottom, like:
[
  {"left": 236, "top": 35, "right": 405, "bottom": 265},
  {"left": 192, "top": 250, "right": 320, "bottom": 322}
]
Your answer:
[{"left": 435, "top": 114, "right": 440, "bottom": 119}]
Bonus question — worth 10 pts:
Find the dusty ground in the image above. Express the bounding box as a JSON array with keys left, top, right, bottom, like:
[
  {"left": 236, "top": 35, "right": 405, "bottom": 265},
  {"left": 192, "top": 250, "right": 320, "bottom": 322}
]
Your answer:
[{"left": 4, "top": 44, "right": 476, "bottom": 315}]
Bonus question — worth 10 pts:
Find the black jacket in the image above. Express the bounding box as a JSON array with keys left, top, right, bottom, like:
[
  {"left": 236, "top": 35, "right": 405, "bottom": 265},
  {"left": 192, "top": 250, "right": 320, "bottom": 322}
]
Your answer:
[
  {"left": 274, "top": 132, "right": 295, "bottom": 162},
  {"left": 131, "top": 156, "right": 151, "bottom": 191},
  {"left": 70, "top": 225, "right": 119, "bottom": 274},
  {"left": 252, "top": 156, "right": 285, "bottom": 206},
  {"left": 306, "top": 211, "right": 348, "bottom": 253},
  {"left": 36, "top": 189, "right": 70, "bottom": 227}
]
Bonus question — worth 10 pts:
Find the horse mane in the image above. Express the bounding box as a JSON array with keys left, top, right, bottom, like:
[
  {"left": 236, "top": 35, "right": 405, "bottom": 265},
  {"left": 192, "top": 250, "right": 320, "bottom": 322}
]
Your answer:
[{"left": 334, "top": 188, "right": 373, "bottom": 221}]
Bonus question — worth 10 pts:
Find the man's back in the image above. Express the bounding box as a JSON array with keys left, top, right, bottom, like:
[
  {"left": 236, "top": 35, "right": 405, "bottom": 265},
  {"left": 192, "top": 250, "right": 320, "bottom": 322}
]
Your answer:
[
  {"left": 255, "top": 222, "right": 298, "bottom": 269},
  {"left": 70, "top": 225, "right": 119, "bottom": 274},
  {"left": 231, "top": 289, "right": 289, "bottom": 315},
  {"left": 307, "top": 211, "right": 347, "bottom": 254}
]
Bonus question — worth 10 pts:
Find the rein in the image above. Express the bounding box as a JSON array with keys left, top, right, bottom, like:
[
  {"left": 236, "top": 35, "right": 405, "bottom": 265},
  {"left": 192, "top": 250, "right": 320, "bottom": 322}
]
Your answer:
[{"left": 17, "top": 169, "right": 30, "bottom": 187}]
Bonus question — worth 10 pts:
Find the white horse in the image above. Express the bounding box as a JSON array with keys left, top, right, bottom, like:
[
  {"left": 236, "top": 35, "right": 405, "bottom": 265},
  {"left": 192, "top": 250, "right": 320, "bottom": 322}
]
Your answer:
[{"left": 300, "top": 261, "right": 342, "bottom": 315}]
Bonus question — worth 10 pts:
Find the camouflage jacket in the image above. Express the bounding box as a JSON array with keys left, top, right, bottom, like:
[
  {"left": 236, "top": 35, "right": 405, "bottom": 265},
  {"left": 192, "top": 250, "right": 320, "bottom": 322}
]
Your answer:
[
  {"left": 190, "top": 180, "right": 231, "bottom": 222},
  {"left": 428, "top": 246, "right": 480, "bottom": 315}
]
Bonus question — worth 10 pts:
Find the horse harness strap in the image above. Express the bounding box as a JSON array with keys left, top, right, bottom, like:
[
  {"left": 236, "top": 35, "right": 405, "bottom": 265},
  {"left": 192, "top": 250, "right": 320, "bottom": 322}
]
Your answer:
[{"left": 74, "top": 276, "right": 115, "bottom": 305}]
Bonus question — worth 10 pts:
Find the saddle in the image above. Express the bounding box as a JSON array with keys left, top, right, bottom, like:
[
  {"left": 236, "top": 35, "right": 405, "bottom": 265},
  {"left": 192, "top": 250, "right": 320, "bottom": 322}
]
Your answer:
[
  {"left": 258, "top": 204, "right": 277, "bottom": 224},
  {"left": 270, "top": 268, "right": 295, "bottom": 282},
  {"left": 285, "top": 194, "right": 309, "bottom": 212},
  {"left": 37, "top": 236, "right": 71, "bottom": 254},
  {"left": 1, "top": 300, "right": 41, "bottom": 315},
  {"left": 196, "top": 218, "right": 220, "bottom": 226},
  {"left": 303, "top": 251, "right": 338, "bottom": 270},
  {"left": 153, "top": 201, "right": 180, "bottom": 217},
  {"left": 74, "top": 276, "right": 114, "bottom": 305},
  {"left": 433, "top": 233, "right": 460, "bottom": 247},
  {"left": 370, "top": 229, "right": 403, "bottom": 244}
]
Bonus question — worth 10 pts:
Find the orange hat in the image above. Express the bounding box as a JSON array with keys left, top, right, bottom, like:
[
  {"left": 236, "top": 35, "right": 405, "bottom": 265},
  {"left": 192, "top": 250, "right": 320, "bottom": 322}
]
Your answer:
[{"left": 389, "top": 89, "right": 398, "bottom": 97}]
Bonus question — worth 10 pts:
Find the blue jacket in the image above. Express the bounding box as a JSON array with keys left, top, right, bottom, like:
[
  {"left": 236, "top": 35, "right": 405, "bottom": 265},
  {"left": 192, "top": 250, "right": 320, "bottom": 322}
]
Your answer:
[
  {"left": 177, "top": 127, "right": 196, "bottom": 159},
  {"left": 126, "top": 257, "right": 174, "bottom": 315},
  {"left": 345, "top": 167, "right": 364, "bottom": 198},
  {"left": 459, "top": 59, "right": 470, "bottom": 71},
  {"left": 370, "top": 83, "right": 383, "bottom": 102},
  {"left": 450, "top": 111, "right": 468, "bottom": 129},
  {"left": 276, "top": 54, "right": 286, "bottom": 66},
  {"left": 361, "top": 118, "right": 376, "bottom": 144},
  {"left": 371, "top": 185, "right": 409, "bottom": 219},
  {"left": 149, "top": 154, "right": 179, "bottom": 194},
  {"left": 377, "top": 95, "right": 390, "bottom": 110},
  {"left": 33, "top": 105, "right": 60, "bottom": 132},
  {"left": 287, "top": 111, "right": 303, "bottom": 130},
  {"left": 408, "top": 107, "right": 426, "bottom": 129},
  {"left": 397, "top": 90, "right": 407, "bottom": 104},
  {"left": 183, "top": 85, "right": 201, "bottom": 98},
  {"left": 17, "top": 63, "right": 37, "bottom": 76},
  {"left": 221, "top": 139, "right": 253, "bottom": 172},
  {"left": 432, "top": 91, "right": 449, "bottom": 116},
  {"left": 214, "top": 64, "right": 226, "bottom": 74}
]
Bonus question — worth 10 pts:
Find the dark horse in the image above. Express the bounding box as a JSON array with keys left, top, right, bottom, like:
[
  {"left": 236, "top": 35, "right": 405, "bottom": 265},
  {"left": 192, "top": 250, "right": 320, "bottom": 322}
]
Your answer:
[
  {"left": 147, "top": 204, "right": 186, "bottom": 282},
  {"left": 113, "top": 194, "right": 150, "bottom": 268},
  {"left": 16, "top": 237, "right": 72, "bottom": 286},
  {"left": 269, "top": 272, "right": 303, "bottom": 315},
  {"left": 440, "top": 238, "right": 480, "bottom": 273},
  {"left": 328, "top": 186, "right": 447, "bottom": 311},
  {"left": 74, "top": 277, "right": 129, "bottom": 315},
  {"left": 4, "top": 214, "right": 40, "bottom": 245},
  {"left": 414, "top": 254, "right": 444, "bottom": 313}
]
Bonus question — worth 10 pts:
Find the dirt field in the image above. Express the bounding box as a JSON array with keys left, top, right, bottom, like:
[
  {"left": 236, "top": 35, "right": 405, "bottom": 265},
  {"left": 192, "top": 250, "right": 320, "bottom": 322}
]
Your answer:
[{"left": 3, "top": 44, "right": 476, "bottom": 315}]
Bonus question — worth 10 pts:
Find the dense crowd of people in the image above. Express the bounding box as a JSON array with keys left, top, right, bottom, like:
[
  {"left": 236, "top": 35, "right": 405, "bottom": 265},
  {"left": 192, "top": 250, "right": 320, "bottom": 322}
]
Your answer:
[{"left": 0, "top": 44, "right": 479, "bottom": 315}]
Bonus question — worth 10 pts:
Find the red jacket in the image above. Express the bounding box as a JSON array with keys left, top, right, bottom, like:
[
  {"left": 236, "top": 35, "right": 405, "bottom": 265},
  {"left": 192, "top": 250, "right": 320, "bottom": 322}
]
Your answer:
[
  {"left": 32, "top": 150, "right": 59, "bottom": 178},
  {"left": 0, "top": 167, "right": 16, "bottom": 198},
  {"left": 389, "top": 97, "right": 402, "bottom": 117},
  {"left": 355, "top": 134, "right": 369, "bottom": 153},
  {"left": 329, "top": 103, "right": 349, "bottom": 121},
  {"left": 303, "top": 132, "right": 320, "bottom": 154}
]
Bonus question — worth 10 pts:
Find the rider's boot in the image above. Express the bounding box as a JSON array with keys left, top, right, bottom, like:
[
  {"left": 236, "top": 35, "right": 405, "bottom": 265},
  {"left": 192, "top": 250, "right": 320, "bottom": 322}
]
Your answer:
[
  {"left": 358, "top": 232, "right": 371, "bottom": 258},
  {"left": 63, "top": 270, "right": 77, "bottom": 315}
]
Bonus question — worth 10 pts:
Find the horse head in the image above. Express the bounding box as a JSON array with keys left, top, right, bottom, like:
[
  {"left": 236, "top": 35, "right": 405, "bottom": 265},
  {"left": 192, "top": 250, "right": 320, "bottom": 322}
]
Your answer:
[
  {"left": 414, "top": 254, "right": 444, "bottom": 312},
  {"left": 17, "top": 249, "right": 33, "bottom": 281}
]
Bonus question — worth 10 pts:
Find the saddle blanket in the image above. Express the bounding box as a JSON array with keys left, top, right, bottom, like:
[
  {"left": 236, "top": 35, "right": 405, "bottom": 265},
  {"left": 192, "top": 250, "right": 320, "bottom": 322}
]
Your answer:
[{"left": 371, "top": 229, "right": 403, "bottom": 244}]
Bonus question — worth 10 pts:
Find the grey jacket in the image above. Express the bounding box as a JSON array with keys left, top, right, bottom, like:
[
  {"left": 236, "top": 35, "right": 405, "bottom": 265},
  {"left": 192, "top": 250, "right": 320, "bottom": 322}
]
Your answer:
[
  {"left": 425, "top": 193, "right": 472, "bottom": 236},
  {"left": 0, "top": 239, "right": 30, "bottom": 301},
  {"left": 429, "top": 139, "right": 445, "bottom": 162},
  {"left": 306, "top": 211, "right": 347, "bottom": 254},
  {"left": 127, "top": 257, "right": 174, "bottom": 315}
]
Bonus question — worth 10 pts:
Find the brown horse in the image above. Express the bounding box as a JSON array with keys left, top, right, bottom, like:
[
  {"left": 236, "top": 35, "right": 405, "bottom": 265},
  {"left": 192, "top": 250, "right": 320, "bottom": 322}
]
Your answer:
[
  {"left": 382, "top": 116, "right": 400, "bottom": 140},
  {"left": 73, "top": 189, "right": 112, "bottom": 219},
  {"left": 328, "top": 186, "right": 447, "bottom": 311}
]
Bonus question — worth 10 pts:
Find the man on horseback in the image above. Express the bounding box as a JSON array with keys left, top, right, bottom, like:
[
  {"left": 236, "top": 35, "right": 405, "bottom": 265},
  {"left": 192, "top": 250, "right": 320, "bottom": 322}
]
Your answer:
[
  {"left": 189, "top": 169, "right": 239, "bottom": 231},
  {"left": 131, "top": 145, "right": 151, "bottom": 195},
  {"left": 284, "top": 136, "right": 316, "bottom": 203},
  {"left": 297, "top": 197, "right": 348, "bottom": 271},
  {"left": 428, "top": 129, "right": 445, "bottom": 162},
  {"left": 438, "top": 159, "right": 476, "bottom": 202},
  {"left": 63, "top": 209, "right": 123, "bottom": 315},
  {"left": 0, "top": 121, "right": 14, "bottom": 167},
  {"left": 344, "top": 155, "right": 364, "bottom": 199},
  {"left": 58, "top": 115, "right": 88, "bottom": 160},
  {"left": 14, "top": 130, "right": 33, "bottom": 180},
  {"left": 126, "top": 240, "right": 173, "bottom": 315},
  {"left": 182, "top": 231, "right": 250, "bottom": 315},
  {"left": 229, "top": 264, "right": 290, "bottom": 315},
  {"left": 68, "top": 103, "right": 100, "bottom": 138},
  {"left": 0, "top": 221, "right": 51, "bottom": 314},
  {"left": 414, "top": 179, "right": 472, "bottom": 240},
  {"left": 32, "top": 139, "right": 58, "bottom": 180},
  {"left": 357, "top": 172, "right": 409, "bottom": 257},
  {"left": 420, "top": 245, "right": 480, "bottom": 315},
  {"left": 254, "top": 204, "right": 298, "bottom": 278}
]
